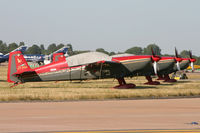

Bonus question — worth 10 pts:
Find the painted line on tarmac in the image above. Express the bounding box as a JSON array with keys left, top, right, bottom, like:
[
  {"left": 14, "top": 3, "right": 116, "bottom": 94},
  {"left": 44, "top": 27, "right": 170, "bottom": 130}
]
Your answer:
[{"left": 52, "top": 129, "right": 200, "bottom": 133}]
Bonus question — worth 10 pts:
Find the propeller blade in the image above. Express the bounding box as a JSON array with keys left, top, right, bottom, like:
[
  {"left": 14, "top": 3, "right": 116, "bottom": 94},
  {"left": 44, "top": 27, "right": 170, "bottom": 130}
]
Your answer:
[
  {"left": 176, "top": 61, "right": 181, "bottom": 71},
  {"left": 189, "top": 50, "right": 192, "bottom": 59},
  {"left": 151, "top": 47, "right": 155, "bottom": 56},
  {"left": 153, "top": 61, "right": 157, "bottom": 75},
  {"left": 175, "top": 47, "right": 178, "bottom": 58},
  {"left": 191, "top": 62, "right": 194, "bottom": 71}
]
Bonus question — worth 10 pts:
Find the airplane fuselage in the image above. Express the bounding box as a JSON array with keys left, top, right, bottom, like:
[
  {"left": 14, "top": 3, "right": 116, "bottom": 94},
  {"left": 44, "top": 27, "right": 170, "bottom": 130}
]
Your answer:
[{"left": 13, "top": 55, "right": 156, "bottom": 83}]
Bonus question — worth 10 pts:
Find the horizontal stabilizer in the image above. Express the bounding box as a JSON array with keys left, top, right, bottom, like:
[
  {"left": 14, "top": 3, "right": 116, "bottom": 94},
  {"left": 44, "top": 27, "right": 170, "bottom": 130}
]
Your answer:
[{"left": 12, "top": 70, "right": 35, "bottom": 76}]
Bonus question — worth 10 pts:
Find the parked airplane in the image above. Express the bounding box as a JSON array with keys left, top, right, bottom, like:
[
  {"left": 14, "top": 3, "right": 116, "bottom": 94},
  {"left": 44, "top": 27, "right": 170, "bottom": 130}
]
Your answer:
[
  {"left": 39, "top": 48, "right": 195, "bottom": 86},
  {"left": 112, "top": 48, "right": 195, "bottom": 85},
  {"left": 110, "top": 48, "right": 179, "bottom": 85},
  {"left": 24, "top": 45, "right": 69, "bottom": 64},
  {"left": 157, "top": 49, "right": 196, "bottom": 82},
  {"left": 23, "top": 54, "right": 45, "bottom": 64},
  {"left": 7, "top": 50, "right": 160, "bottom": 88},
  {"left": 0, "top": 46, "right": 27, "bottom": 63},
  {"left": 146, "top": 48, "right": 183, "bottom": 83}
]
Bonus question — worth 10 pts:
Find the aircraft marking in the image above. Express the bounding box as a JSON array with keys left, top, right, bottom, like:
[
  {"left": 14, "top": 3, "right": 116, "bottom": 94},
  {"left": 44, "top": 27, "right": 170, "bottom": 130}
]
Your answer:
[
  {"left": 119, "top": 58, "right": 150, "bottom": 63},
  {"left": 120, "top": 58, "right": 150, "bottom": 64}
]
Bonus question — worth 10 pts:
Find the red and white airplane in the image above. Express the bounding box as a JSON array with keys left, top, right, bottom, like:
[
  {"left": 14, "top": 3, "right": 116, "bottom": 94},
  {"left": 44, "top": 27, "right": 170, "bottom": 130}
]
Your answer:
[{"left": 7, "top": 50, "right": 160, "bottom": 88}]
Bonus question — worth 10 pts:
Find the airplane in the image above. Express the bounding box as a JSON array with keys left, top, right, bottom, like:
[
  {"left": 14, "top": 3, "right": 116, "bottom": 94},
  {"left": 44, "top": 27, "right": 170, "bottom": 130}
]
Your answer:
[
  {"left": 177, "top": 51, "right": 196, "bottom": 72},
  {"left": 156, "top": 49, "right": 196, "bottom": 82},
  {"left": 0, "top": 46, "right": 27, "bottom": 63},
  {"left": 30, "top": 47, "right": 194, "bottom": 86},
  {"left": 111, "top": 48, "right": 179, "bottom": 85},
  {"left": 24, "top": 45, "right": 69, "bottom": 65},
  {"left": 112, "top": 48, "right": 195, "bottom": 85},
  {"left": 23, "top": 54, "right": 45, "bottom": 64},
  {"left": 146, "top": 48, "right": 183, "bottom": 83},
  {"left": 7, "top": 50, "right": 161, "bottom": 88}
]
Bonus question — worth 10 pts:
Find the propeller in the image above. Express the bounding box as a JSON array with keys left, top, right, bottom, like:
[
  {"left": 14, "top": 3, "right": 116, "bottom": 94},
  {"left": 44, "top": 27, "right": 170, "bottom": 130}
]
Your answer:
[
  {"left": 175, "top": 47, "right": 178, "bottom": 58},
  {"left": 151, "top": 47, "right": 160, "bottom": 75},
  {"left": 151, "top": 47, "right": 155, "bottom": 57},
  {"left": 174, "top": 47, "right": 182, "bottom": 71},
  {"left": 189, "top": 51, "right": 196, "bottom": 72},
  {"left": 191, "top": 62, "right": 194, "bottom": 71},
  {"left": 189, "top": 50, "right": 192, "bottom": 59},
  {"left": 153, "top": 61, "right": 157, "bottom": 75},
  {"left": 176, "top": 61, "right": 181, "bottom": 71}
]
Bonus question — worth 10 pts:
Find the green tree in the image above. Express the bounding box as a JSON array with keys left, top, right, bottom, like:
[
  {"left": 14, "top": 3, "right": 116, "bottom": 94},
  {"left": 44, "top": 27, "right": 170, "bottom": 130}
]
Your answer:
[
  {"left": 194, "top": 57, "right": 200, "bottom": 65},
  {"left": 143, "top": 44, "right": 161, "bottom": 55},
  {"left": 109, "top": 51, "right": 116, "bottom": 56},
  {"left": 47, "top": 43, "right": 57, "bottom": 54},
  {"left": 26, "top": 45, "right": 42, "bottom": 54},
  {"left": 19, "top": 42, "right": 25, "bottom": 46},
  {"left": 0, "top": 41, "right": 8, "bottom": 54},
  {"left": 180, "top": 50, "right": 190, "bottom": 58},
  {"left": 40, "top": 44, "right": 46, "bottom": 54},
  {"left": 162, "top": 54, "right": 173, "bottom": 57},
  {"left": 125, "top": 46, "right": 143, "bottom": 55},
  {"left": 57, "top": 44, "right": 65, "bottom": 50},
  {"left": 67, "top": 43, "right": 73, "bottom": 55},
  {"left": 96, "top": 48, "right": 109, "bottom": 55},
  {"left": 8, "top": 43, "right": 18, "bottom": 52}
]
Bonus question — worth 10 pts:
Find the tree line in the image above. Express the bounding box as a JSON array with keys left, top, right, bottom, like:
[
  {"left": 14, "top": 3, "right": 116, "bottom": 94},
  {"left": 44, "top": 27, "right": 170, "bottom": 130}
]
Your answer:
[
  {"left": 0, "top": 40, "right": 199, "bottom": 65},
  {"left": 0, "top": 40, "right": 72, "bottom": 55}
]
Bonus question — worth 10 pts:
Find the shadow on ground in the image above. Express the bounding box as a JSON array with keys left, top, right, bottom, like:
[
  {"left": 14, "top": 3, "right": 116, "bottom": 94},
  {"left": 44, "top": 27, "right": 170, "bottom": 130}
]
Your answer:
[{"left": 135, "top": 86, "right": 157, "bottom": 89}]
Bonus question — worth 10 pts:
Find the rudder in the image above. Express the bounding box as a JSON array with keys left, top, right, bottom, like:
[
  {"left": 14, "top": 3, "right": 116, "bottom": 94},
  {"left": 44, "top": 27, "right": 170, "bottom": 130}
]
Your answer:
[
  {"left": 7, "top": 51, "right": 32, "bottom": 83},
  {"left": 52, "top": 53, "right": 66, "bottom": 62}
]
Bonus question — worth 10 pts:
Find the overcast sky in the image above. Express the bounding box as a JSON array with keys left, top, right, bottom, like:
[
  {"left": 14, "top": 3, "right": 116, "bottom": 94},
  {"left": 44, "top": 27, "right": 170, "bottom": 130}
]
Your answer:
[{"left": 0, "top": 0, "right": 200, "bottom": 55}]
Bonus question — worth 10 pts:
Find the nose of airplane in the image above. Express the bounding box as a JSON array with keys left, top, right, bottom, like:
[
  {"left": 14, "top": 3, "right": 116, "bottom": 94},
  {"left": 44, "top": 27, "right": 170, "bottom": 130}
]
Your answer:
[
  {"left": 151, "top": 55, "right": 161, "bottom": 62},
  {"left": 175, "top": 57, "right": 182, "bottom": 71},
  {"left": 151, "top": 55, "right": 161, "bottom": 75},
  {"left": 190, "top": 58, "right": 196, "bottom": 63},
  {"left": 175, "top": 57, "right": 182, "bottom": 62}
]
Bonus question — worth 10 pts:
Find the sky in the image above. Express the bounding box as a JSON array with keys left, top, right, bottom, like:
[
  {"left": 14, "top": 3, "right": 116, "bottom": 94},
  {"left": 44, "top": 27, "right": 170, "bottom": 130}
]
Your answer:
[{"left": 0, "top": 0, "right": 200, "bottom": 55}]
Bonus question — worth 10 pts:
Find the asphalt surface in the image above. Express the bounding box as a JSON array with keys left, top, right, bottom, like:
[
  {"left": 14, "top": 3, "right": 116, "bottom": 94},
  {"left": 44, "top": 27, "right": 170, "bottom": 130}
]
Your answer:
[
  {"left": 0, "top": 98, "right": 200, "bottom": 133},
  {"left": 52, "top": 129, "right": 200, "bottom": 133}
]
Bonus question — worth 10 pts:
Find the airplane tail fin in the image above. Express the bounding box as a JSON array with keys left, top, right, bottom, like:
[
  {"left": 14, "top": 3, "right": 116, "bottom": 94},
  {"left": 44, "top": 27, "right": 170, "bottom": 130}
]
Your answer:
[
  {"left": 48, "top": 45, "right": 69, "bottom": 58},
  {"left": 52, "top": 53, "right": 66, "bottom": 62},
  {"left": 7, "top": 51, "right": 32, "bottom": 83},
  {"left": 54, "top": 46, "right": 69, "bottom": 54},
  {"left": 5, "top": 46, "right": 27, "bottom": 57}
]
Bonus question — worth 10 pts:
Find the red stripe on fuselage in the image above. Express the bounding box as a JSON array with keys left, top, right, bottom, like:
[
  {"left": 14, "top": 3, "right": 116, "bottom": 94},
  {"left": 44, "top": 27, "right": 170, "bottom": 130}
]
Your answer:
[
  {"left": 33, "top": 61, "right": 85, "bottom": 74},
  {"left": 182, "top": 58, "right": 190, "bottom": 61},
  {"left": 33, "top": 60, "right": 68, "bottom": 74},
  {"left": 112, "top": 55, "right": 152, "bottom": 62}
]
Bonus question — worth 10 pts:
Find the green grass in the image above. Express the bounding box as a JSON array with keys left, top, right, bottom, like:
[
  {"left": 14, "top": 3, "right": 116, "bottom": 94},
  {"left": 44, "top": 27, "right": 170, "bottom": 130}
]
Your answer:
[{"left": 1, "top": 63, "right": 200, "bottom": 102}]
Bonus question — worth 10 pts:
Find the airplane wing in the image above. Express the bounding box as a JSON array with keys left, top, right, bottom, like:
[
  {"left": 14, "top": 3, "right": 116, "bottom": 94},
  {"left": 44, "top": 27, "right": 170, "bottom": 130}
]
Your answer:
[
  {"left": 66, "top": 52, "right": 113, "bottom": 67},
  {"left": 64, "top": 52, "right": 128, "bottom": 78}
]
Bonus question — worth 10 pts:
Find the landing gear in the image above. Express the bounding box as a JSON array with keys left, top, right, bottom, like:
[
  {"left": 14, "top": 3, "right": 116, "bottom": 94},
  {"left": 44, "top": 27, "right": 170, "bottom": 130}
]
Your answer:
[
  {"left": 144, "top": 76, "right": 160, "bottom": 85},
  {"left": 114, "top": 78, "right": 136, "bottom": 89},
  {"left": 157, "top": 75, "right": 165, "bottom": 80},
  {"left": 163, "top": 74, "right": 177, "bottom": 82}
]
